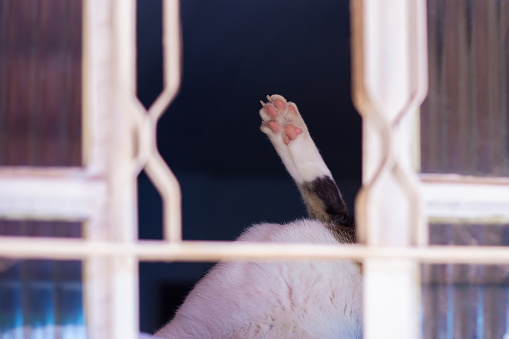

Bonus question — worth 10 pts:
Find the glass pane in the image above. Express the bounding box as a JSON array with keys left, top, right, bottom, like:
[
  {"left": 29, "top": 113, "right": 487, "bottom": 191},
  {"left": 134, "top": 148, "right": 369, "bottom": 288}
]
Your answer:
[
  {"left": 0, "top": 260, "right": 86, "bottom": 338},
  {"left": 0, "top": 0, "right": 83, "bottom": 167},
  {"left": 420, "top": 0, "right": 509, "bottom": 176},
  {"left": 0, "top": 221, "right": 85, "bottom": 337},
  {"left": 421, "top": 223, "right": 509, "bottom": 338}
]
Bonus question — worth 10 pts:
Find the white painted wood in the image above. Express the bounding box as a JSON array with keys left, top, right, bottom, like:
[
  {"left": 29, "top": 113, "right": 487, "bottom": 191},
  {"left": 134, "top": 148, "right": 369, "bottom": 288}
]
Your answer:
[
  {"left": 422, "top": 174, "right": 509, "bottom": 220},
  {"left": 81, "top": 0, "right": 183, "bottom": 337},
  {"left": 364, "top": 259, "right": 420, "bottom": 339},
  {"left": 110, "top": 1, "right": 139, "bottom": 338},
  {"left": 82, "top": 0, "right": 116, "bottom": 338},
  {"left": 352, "top": 0, "right": 428, "bottom": 246},
  {"left": 0, "top": 168, "right": 106, "bottom": 220},
  {"left": 351, "top": 0, "right": 428, "bottom": 338},
  {"left": 128, "top": 0, "right": 183, "bottom": 243},
  {"left": 2, "top": 238, "right": 509, "bottom": 264},
  {"left": 83, "top": 0, "right": 114, "bottom": 177}
]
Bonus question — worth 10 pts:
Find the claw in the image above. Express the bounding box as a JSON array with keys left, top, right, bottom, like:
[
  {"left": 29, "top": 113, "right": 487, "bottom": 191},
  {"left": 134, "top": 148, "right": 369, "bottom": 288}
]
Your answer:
[
  {"left": 266, "top": 95, "right": 272, "bottom": 103},
  {"left": 260, "top": 100, "right": 266, "bottom": 107}
]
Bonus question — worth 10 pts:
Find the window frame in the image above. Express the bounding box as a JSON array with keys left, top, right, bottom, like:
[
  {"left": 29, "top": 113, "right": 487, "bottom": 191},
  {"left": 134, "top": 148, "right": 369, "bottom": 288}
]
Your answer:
[{"left": 0, "top": 1, "right": 508, "bottom": 338}]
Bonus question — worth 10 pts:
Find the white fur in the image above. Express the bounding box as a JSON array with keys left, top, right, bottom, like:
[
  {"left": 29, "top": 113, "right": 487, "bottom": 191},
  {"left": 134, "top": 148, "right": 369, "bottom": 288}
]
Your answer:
[
  {"left": 260, "top": 94, "right": 331, "bottom": 183},
  {"left": 156, "top": 219, "right": 362, "bottom": 339}
]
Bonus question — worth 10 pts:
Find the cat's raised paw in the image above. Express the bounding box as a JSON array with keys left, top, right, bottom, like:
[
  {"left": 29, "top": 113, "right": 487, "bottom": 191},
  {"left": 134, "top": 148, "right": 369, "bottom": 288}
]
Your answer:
[{"left": 260, "top": 94, "right": 306, "bottom": 145}]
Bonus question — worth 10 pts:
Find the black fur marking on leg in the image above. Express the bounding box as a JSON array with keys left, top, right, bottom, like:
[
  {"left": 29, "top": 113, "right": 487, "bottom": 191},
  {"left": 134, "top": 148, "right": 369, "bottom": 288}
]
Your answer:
[
  {"left": 299, "top": 176, "right": 355, "bottom": 229},
  {"left": 312, "top": 176, "right": 347, "bottom": 216}
]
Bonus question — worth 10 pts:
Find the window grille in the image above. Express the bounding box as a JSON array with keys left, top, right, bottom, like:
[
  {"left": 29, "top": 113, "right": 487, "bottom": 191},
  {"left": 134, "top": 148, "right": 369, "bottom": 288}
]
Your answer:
[{"left": 0, "top": 0, "right": 508, "bottom": 338}]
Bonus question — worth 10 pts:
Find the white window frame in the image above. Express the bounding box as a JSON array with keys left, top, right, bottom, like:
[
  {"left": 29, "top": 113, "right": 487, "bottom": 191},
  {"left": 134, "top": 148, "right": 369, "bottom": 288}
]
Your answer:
[{"left": 1, "top": 1, "right": 509, "bottom": 338}]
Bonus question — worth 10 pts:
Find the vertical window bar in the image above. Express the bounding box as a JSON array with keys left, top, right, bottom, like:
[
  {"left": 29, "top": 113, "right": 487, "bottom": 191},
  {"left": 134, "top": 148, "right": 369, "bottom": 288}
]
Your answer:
[
  {"left": 351, "top": 0, "right": 428, "bottom": 338},
  {"left": 127, "top": 0, "right": 182, "bottom": 243},
  {"left": 112, "top": 1, "right": 138, "bottom": 338},
  {"left": 82, "top": 0, "right": 115, "bottom": 337}
]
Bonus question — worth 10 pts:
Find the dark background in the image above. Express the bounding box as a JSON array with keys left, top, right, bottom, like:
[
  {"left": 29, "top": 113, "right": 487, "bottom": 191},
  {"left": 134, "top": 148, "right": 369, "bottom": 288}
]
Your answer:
[{"left": 135, "top": 0, "right": 361, "bottom": 333}]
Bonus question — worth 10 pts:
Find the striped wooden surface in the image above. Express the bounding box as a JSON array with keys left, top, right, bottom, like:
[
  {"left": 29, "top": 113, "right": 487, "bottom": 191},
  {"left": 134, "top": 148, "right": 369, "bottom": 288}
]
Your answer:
[
  {"left": 0, "top": 0, "right": 82, "bottom": 166},
  {"left": 421, "top": 0, "right": 509, "bottom": 177}
]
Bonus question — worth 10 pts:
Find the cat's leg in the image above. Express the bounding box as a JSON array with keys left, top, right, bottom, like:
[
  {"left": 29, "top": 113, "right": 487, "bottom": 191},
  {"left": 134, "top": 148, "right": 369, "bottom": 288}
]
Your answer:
[{"left": 259, "top": 95, "right": 354, "bottom": 230}]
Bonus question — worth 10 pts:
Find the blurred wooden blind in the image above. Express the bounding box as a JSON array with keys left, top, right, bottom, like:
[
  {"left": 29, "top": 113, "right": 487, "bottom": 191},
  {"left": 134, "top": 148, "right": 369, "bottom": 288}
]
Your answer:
[
  {"left": 421, "top": 0, "right": 509, "bottom": 337},
  {"left": 421, "top": 0, "right": 509, "bottom": 176},
  {"left": 0, "top": 221, "right": 84, "bottom": 338},
  {"left": 0, "top": 0, "right": 82, "bottom": 167},
  {"left": 422, "top": 224, "right": 509, "bottom": 339}
]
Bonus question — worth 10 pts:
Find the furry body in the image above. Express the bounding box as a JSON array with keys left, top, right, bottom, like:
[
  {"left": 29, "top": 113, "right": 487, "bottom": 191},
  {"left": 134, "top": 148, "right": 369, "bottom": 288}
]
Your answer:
[{"left": 156, "top": 95, "right": 361, "bottom": 338}]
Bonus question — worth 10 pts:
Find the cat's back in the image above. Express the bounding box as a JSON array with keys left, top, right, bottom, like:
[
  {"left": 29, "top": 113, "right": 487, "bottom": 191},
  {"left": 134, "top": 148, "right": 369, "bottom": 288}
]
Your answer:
[{"left": 157, "top": 219, "right": 362, "bottom": 339}]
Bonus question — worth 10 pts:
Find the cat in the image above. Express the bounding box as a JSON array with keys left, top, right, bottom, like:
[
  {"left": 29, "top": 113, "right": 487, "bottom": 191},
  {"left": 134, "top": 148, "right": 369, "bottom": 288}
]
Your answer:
[{"left": 155, "top": 94, "right": 362, "bottom": 339}]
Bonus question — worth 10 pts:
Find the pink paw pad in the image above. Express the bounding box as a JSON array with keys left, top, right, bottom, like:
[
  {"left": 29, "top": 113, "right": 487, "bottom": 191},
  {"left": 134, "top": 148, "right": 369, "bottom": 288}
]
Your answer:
[
  {"left": 260, "top": 95, "right": 305, "bottom": 146},
  {"left": 274, "top": 99, "right": 286, "bottom": 110},
  {"left": 267, "top": 105, "right": 279, "bottom": 117},
  {"left": 268, "top": 121, "right": 281, "bottom": 132},
  {"left": 283, "top": 124, "right": 302, "bottom": 144}
]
